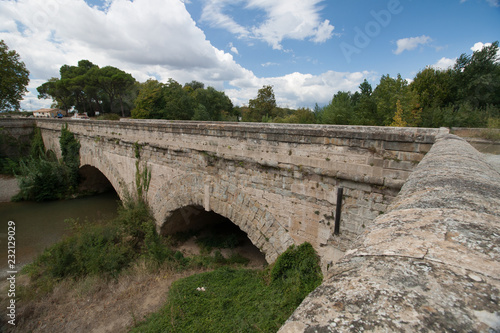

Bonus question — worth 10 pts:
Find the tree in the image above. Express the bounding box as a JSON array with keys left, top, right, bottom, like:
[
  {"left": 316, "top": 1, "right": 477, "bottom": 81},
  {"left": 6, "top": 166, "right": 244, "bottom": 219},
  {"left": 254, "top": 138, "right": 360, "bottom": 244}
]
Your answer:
[
  {"left": 0, "top": 40, "right": 30, "bottom": 111},
  {"left": 98, "top": 66, "right": 136, "bottom": 117},
  {"left": 192, "top": 86, "right": 233, "bottom": 121},
  {"left": 390, "top": 100, "right": 407, "bottom": 127},
  {"left": 373, "top": 74, "right": 421, "bottom": 126},
  {"left": 353, "top": 79, "right": 377, "bottom": 125},
  {"left": 454, "top": 42, "right": 500, "bottom": 107},
  {"left": 322, "top": 91, "right": 354, "bottom": 125},
  {"left": 37, "top": 78, "right": 74, "bottom": 111},
  {"left": 247, "top": 85, "right": 277, "bottom": 122},
  {"left": 38, "top": 60, "right": 137, "bottom": 116},
  {"left": 184, "top": 80, "right": 205, "bottom": 92},
  {"left": 132, "top": 79, "right": 165, "bottom": 119}
]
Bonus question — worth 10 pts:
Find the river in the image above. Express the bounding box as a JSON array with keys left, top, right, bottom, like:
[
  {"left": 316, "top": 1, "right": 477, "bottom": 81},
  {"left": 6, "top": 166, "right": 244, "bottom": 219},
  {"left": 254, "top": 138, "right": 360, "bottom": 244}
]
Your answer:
[{"left": 0, "top": 191, "right": 120, "bottom": 276}]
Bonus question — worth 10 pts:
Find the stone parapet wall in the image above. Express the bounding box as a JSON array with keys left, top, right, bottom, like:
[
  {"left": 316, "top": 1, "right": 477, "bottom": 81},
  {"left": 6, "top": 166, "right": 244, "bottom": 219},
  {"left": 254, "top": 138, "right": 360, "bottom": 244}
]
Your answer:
[
  {"left": 34, "top": 119, "right": 442, "bottom": 266},
  {"left": 0, "top": 118, "right": 35, "bottom": 159},
  {"left": 279, "top": 133, "right": 500, "bottom": 332}
]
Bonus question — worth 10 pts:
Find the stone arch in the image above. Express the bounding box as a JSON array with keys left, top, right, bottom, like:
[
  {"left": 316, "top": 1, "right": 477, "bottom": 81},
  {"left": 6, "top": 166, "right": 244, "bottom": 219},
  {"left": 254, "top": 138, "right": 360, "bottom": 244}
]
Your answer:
[
  {"left": 78, "top": 139, "right": 128, "bottom": 201},
  {"left": 149, "top": 173, "right": 295, "bottom": 264}
]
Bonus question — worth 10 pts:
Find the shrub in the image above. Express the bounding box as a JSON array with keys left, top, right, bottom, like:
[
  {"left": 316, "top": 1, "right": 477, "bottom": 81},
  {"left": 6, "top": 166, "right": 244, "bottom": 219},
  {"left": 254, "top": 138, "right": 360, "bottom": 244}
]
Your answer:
[
  {"left": 13, "top": 155, "right": 71, "bottom": 201},
  {"left": 270, "top": 242, "right": 323, "bottom": 305}
]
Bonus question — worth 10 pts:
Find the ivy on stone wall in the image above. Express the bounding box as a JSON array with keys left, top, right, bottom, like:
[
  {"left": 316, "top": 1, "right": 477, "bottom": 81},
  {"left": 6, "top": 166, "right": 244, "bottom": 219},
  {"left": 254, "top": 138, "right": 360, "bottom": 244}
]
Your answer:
[
  {"left": 133, "top": 142, "right": 151, "bottom": 201},
  {"left": 60, "top": 123, "right": 81, "bottom": 190}
]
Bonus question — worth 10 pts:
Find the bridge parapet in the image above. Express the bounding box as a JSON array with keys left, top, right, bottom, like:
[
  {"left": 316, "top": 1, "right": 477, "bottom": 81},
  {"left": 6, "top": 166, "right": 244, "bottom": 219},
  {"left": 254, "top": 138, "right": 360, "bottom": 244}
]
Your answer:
[{"left": 279, "top": 133, "right": 500, "bottom": 332}]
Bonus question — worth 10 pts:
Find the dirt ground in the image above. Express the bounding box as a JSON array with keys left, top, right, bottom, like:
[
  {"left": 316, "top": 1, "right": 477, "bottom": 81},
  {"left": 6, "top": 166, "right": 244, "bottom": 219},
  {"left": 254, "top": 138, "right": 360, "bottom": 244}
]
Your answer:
[
  {"left": 0, "top": 175, "right": 19, "bottom": 202},
  {"left": 0, "top": 238, "right": 267, "bottom": 333}
]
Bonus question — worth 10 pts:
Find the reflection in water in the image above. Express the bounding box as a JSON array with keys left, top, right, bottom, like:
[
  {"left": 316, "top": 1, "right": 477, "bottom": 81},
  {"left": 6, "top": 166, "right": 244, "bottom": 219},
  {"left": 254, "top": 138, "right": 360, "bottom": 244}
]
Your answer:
[{"left": 0, "top": 192, "right": 120, "bottom": 275}]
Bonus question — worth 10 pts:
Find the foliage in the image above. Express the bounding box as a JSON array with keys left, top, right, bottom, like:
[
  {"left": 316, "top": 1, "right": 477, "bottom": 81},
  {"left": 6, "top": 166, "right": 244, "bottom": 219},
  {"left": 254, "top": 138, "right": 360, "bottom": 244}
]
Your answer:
[
  {"left": 269, "top": 242, "right": 323, "bottom": 301},
  {"left": 13, "top": 125, "right": 80, "bottom": 201},
  {"left": 131, "top": 78, "right": 235, "bottom": 121},
  {"left": 274, "top": 107, "right": 316, "bottom": 124},
  {"left": 391, "top": 100, "right": 407, "bottom": 127},
  {"left": 0, "top": 40, "right": 30, "bottom": 111},
  {"left": 372, "top": 73, "right": 419, "bottom": 126},
  {"left": 0, "top": 125, "right": 32, "bottom": 174},
  {"left": 13, "top": 154, "right": 71, "bottom": 201},
  {"left": 322, "top": 91, "right": 354, "bottom": 125},
  {"left": 30, "top": 127, "right": 45, "bottom": 158},
  {"left": 245, "top": 85, "right": 278, "bottom": 122},
  {"left": 60, "top": 124, "right": 81, "bottom": 189},
  {"left": 37, "top": 60, "right": 137, "bottom": 116},
  {"left": 23, "top": 200, "right": 157, "bottom": 285},
  {"left": 132, "top": 242, "right": 322, "bottom": 333}
]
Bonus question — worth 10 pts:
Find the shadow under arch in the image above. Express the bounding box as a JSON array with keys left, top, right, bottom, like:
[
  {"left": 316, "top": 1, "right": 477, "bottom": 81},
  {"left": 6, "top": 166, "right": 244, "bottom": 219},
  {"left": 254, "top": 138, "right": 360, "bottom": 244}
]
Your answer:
[
  {"left": 78, "top": 165, "right": 115, "bottom": 194},
  {"left": 77, "top": 162, "right": 125, "bottom": 200},
  {"left": 162, "top": 205, "right": 268, "bottom": 267},
  {"left": 150, "top": 174, "right": 295, "bottom": 264}
]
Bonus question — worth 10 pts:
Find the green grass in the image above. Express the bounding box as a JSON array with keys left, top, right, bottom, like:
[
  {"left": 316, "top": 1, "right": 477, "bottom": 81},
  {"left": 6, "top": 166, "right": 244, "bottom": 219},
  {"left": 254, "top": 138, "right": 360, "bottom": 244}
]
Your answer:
[{"left": 131, "top": 243, "right": 323, "bottom": 333}]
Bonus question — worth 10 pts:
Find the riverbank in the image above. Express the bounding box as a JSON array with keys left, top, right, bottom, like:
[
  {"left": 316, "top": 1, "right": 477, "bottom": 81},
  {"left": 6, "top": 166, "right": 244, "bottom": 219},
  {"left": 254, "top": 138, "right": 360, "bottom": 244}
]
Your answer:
[
  {"left": 0, "top": 175, "right": 19, "bottom": 202},
  {"left": 0, "top": 238, "right": 268, "bottom": 333},
  {"left": 0, "top": 262, "right": 203, "bottom": 332}
]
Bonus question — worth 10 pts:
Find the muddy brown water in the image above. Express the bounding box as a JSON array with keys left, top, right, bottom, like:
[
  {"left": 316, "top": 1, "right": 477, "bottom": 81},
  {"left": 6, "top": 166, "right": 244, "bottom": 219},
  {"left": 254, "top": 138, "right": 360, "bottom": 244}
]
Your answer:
[{"left": 0, "top": 191, "right": 120, "bottom": 277}]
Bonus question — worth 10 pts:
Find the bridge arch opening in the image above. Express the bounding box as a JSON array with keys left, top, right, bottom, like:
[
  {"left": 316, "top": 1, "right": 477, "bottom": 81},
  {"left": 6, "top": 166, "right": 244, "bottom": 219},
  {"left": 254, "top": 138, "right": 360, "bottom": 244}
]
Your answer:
[
  {"left": 160, "top": 205, "right": 268, "bottom": 267},
  {"left": 78, "top": 165, "right": 116, "bottom": 195}
]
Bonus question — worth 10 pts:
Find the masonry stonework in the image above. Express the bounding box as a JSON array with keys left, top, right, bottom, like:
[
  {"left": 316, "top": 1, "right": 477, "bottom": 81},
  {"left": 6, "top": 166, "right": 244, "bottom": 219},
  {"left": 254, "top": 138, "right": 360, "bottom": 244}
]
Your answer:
[
  {"left": 279, "top": 133, "right": 500, "bottom": 332},
  {"left": 33, "top": 118, "right": 440, "bottom": 267}
]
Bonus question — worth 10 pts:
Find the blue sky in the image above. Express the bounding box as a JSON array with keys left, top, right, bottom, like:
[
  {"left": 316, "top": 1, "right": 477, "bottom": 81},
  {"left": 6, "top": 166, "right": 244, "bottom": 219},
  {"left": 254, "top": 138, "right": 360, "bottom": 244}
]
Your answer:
[{"left": 1, "top": 0, "right": 499, "bottom": 110}]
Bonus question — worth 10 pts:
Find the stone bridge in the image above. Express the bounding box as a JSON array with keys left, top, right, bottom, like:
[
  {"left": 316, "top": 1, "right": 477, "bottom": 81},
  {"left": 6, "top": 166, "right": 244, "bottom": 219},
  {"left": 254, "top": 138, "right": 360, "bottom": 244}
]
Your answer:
[
  {"left": 1, "top": 118, "right": 498, "bottom": 331},
  {"left": 33, "top": 118, "right": 439, "bottom": 266}
]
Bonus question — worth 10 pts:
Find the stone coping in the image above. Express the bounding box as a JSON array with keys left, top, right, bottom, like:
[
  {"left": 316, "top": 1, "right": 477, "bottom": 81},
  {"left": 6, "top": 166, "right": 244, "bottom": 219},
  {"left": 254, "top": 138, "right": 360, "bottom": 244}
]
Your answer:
[
  {"left": 1, "top": 118, "right": 443, "bottom": 144},
  {"left": 278, "top": 134, "right": 500, "bottom": 332}
]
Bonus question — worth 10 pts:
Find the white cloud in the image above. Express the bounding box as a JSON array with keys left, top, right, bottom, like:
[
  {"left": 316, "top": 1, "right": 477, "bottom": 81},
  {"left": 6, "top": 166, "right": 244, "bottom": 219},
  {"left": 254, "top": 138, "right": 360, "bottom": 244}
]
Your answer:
[
  {"left": 228, "top": 42, "right": 239, "bottom": 55},
  {"left": 201, "top": 0, "right": 335, "bottom": 50},
  {"left": 226, "top": 70, "right": 374, "bottom": 108},
  {"left": 0, "top": 0, "right": 367, "bottom": 111},
  {"left": 0, "top": 0, "right": 252, "bottom": 108},
  {"left": 471, "top": 42, "right": 492, "bottom": 52},
  {"left": 432, "top": 57, "right": 457, "bottom": 70},
  {"left": 200, "top": 0, "right": 250, "bottom": 37},
  {"left": 262, "top": 62, "right": 279, "bottom": 67},
  {"left": 461, "top": 0, "right": 499, "bottom": 7},
  {"left": 393, "top": 35, "right": 432, "bottom": 55}
]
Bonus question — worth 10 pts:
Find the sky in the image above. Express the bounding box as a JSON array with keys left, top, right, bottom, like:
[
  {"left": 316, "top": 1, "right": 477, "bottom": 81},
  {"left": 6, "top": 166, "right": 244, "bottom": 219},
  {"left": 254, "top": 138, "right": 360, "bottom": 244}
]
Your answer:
[{"left": 1, "top": 0, "right": 499, "bottom": 111}]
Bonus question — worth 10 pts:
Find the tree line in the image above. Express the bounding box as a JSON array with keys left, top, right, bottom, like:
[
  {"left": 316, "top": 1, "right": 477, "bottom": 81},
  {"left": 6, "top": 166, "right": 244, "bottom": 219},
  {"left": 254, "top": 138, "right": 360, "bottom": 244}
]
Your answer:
[
  {"left": 245, "top": 41, "right": 500, "bottom": 128},
  {"left": 1, "top": 39, "right": 499, "bottom": 128}
]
